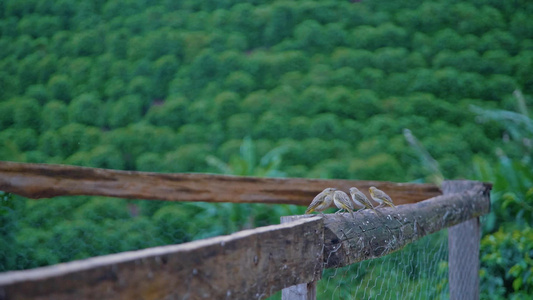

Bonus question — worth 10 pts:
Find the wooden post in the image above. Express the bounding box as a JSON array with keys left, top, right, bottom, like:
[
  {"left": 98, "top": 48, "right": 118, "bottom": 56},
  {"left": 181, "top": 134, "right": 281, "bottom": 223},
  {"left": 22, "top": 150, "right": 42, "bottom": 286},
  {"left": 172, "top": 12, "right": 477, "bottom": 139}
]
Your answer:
[
  {"left": 281, "top": 281, "right": 316, "bottom": 300},
  {"left": 280, "top": 216, "right": 322, "bottom": 300},
  {"left": 443, "top": 180, "right": 491, "bottom": 300}
]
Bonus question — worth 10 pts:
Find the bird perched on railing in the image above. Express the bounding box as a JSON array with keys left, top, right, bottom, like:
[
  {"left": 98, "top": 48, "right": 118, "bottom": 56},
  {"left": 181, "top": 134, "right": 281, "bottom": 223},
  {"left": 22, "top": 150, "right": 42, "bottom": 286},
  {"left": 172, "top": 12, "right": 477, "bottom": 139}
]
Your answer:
[
  {"left": 305, "top": 187, "right": 335, "bottom": 214},
  {"left": 369, "top": 186, "right": 396, "bottom": 208},
  {"left": 333, "top": 189, "right": 355, "bottom": 217},
  {"left": 349, "top": 187, "right": 375, "bottom": 211}
]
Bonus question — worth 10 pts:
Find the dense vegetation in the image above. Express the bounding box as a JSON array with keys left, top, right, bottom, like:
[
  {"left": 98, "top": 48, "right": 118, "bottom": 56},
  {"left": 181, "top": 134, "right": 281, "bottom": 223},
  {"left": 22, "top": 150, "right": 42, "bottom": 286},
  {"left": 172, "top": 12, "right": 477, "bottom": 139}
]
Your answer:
[{"left": 0, "top": 0, "right": 532, "bottom": 298}]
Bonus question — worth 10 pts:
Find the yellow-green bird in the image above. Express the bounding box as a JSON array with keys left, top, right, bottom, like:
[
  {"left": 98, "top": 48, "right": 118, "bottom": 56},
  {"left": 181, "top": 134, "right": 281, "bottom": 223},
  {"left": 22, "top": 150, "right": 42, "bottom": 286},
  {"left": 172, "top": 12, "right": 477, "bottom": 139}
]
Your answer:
[
  {"left": 333, "top": 190, "right": 355, "bottom": 217},
  {"left": 369, "top": 186, "right": 396, "bottom": 208},
  {"left": 305, "top": 187, "right": 335, "bottom": 214},
  {"left": 349, "top": 187, "right": 375, "bottom": 211}
]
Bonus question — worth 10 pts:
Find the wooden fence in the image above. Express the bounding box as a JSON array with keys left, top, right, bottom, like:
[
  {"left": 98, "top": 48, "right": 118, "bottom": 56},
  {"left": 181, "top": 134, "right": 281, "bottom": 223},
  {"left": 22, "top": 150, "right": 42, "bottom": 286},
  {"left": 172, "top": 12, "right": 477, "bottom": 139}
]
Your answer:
[{"left": 0, "top": 161, "right": 491, "bottom": 300}]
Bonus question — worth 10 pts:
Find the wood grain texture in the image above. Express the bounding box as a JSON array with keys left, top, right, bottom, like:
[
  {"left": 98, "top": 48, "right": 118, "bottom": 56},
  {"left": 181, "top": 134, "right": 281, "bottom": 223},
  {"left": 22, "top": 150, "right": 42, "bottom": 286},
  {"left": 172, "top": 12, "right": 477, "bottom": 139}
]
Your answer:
[
  {"left": 0, "top": 161, "right": 440, "bottom": 205},
  {"left": 444, "top": 180, "right": 486, "bottom": 300},
  {"left": 0, "top": 217, "right": 323, "bottom": 300},
  {"left": 283, "top": 180, "right": 491, "bottom": 269}
]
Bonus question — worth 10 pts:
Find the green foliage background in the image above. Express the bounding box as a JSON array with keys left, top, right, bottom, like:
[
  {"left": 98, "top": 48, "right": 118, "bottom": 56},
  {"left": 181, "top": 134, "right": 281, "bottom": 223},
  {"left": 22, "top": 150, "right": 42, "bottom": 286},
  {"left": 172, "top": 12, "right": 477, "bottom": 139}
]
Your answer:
[{"left": 0, "top": 0, "right": 532, "bottom": 298}]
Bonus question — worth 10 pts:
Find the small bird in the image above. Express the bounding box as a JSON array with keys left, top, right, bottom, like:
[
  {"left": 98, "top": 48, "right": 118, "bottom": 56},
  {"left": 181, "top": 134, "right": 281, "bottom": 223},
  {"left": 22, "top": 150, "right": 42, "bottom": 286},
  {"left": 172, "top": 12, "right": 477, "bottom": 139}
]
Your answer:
[
  {"left": 333, "top": 190, "right": 355, "bottom": 217},
  {"left": 305, "top": 188, "right": 335, "bottom": 214},
  {"left": 369, "top": 186, "right": 396, "bottom": 208},
  {"left": 349, "top": 187, "right": 375, "bottom": 211}
]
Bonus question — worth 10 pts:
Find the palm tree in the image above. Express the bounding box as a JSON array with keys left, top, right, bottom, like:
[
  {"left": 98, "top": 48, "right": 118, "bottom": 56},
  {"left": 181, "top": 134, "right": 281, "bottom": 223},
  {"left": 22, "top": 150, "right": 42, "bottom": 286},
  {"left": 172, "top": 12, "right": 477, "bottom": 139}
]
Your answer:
[
  {"left": 205, "top": 137, "right": 294, "bottom": 230},
  {"left": 206, "top": 136, "right": 288, "bottom": 177}
]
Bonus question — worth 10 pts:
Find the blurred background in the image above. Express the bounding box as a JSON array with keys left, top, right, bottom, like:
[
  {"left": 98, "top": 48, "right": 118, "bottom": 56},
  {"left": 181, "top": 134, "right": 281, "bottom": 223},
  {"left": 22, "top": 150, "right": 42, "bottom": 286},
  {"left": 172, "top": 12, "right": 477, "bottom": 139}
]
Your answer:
[{"left": 0, "top": 0, "right": 532, "bottom": 298}]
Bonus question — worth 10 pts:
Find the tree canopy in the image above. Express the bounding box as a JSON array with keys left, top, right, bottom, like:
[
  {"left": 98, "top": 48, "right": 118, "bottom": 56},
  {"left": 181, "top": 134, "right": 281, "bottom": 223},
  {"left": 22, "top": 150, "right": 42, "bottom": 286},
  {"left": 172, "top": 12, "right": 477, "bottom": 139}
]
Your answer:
[{"left": 1, "top": 0, "right": 532, "bottom": 297}]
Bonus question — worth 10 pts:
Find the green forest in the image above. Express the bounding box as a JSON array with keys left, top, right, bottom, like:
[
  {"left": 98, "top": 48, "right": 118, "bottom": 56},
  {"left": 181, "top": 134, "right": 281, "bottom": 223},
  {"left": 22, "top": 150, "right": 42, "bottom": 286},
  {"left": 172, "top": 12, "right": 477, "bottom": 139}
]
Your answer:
[{"left": 0, "top": 0, "right": 532, "bottom": 298}]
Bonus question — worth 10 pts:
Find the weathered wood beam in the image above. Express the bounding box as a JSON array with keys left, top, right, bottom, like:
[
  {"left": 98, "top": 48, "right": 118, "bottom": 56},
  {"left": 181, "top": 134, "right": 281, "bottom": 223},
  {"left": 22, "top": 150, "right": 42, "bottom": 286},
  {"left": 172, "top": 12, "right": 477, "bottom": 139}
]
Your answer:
[
  {"left": 0, "top": 217, "right": 323, "bottom": 300},
  {"left": 0, "top": 161, "right": 440, "bottom": 205},
  {"left": 283, "top": 180, "right": 491, "bottom": 269}
]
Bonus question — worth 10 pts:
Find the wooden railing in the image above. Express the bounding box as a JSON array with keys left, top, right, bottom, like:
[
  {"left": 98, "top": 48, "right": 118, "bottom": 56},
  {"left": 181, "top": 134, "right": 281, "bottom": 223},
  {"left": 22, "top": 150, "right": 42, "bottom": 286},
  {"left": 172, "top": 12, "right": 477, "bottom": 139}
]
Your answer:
[{"left": 0, "top": 161, "right": 491, "bottom": 300}]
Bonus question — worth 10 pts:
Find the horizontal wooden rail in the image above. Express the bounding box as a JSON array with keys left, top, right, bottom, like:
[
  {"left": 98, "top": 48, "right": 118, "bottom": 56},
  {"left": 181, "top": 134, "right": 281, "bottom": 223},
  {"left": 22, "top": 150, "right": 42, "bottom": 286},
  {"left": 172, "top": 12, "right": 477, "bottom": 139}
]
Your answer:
[
  {"left": 0, "top": 180, "right": 491, "bottom": 300},
  {"left": 0, "top": 217, "right": 324, "bottom": 300},
  {"left": 283, "top": 180, "right": 491, "bottom": 268},
  {"left": 0, "top": 161, "right": 440, "bottom": 205}
]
